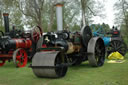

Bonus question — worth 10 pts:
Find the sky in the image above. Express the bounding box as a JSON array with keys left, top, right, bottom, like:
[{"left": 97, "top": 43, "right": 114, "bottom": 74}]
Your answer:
[{"left": 92, "top": 0, "right": 117, "bottom": 28}]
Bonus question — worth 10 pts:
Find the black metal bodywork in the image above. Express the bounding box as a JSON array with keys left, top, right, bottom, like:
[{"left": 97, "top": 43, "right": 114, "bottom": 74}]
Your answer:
[{"left": 31, "top": 26, "right": 106, "bottom": 78}]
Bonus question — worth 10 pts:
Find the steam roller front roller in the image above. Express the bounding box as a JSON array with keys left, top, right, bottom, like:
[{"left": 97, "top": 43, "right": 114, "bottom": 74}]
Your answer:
[
  {"left": 31, "top": 51, "right": 68, "bottom": 78},
  {"left": 87, "top": 37, "right": 105, "bottom": 67}
]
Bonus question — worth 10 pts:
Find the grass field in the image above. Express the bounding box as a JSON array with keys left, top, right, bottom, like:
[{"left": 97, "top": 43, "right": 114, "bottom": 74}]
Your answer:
[{"left": 0, "top": 54, "right": 128, "bottom": 85}]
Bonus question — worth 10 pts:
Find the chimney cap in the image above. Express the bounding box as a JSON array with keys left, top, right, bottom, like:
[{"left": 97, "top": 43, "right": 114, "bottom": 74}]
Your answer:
[{"left": 55, "top": 3, "right": 64, "bottom": 7}]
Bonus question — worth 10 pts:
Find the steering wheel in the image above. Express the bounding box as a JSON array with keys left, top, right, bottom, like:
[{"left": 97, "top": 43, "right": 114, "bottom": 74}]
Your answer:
[{"left": 31, "top": 26, "right": 43, "bottom": 43}]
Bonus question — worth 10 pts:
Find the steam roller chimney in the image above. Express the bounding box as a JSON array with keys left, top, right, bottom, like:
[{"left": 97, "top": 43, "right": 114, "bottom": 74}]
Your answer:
[
  {"left": 3, "top": 13, "right": 10, "bottom": 33},
  {"left": 55, "top": 0, "right": 64, "bottom": 31}
]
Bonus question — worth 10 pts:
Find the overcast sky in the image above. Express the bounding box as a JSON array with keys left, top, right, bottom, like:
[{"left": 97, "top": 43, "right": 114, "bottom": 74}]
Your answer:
[{"left": 92, "top": 0, "right": 117, "bottom": 28}]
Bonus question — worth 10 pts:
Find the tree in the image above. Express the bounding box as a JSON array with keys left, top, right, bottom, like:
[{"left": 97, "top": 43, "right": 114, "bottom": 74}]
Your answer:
[
  {"left": 18, "top": 0, "right": 44, "bottom": 29},
  {"left": 44, "top": 0, "right": 56, "bottom": 32},
  {"left": 114, "top": 0, "right": 128, "bottom": 43},
  {"left": 0, "top": 0, "right": 105, "bottom": 32},
  {"left": 63, "top": 0, "right": 81, "bottom": 31},
  {"left": 62, "top": 0, "right": 105, "bottom": 31},
  {"left": 0, "top": 0, "right": 23, "bottom": 31},
  {"left": 114, "top": 0, "right": 128, "bottom": 27},
  {"left": 80, "top": 0, "right": 105, "bottom": 26}
]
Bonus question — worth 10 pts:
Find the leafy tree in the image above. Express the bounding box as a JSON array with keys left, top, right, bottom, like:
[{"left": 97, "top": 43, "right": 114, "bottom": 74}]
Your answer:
[
  {"left": 18, "top": 0, "right": 44, "bottom": 29},
  {"left": 114, "top": 0, "right": 128, "bottom": 43},
  {"left": 0, "top": 0, "right": 23, "bottom": 32},
  {"left": 0, "top": 0, "right": 105, "bottom": 33}
]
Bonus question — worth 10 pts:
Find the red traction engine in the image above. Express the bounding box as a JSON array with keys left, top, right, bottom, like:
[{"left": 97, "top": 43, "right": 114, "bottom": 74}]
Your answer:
[{"left": 0, "top": 13, "right": 42, "bottom": 67}]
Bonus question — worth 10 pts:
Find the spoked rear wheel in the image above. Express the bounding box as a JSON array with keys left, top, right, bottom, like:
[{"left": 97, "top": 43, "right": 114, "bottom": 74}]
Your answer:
[
  {"left": 13, "top": 48, "right": 28, "bottom": 67},
  {"left": 88, "top": 37, "right": 105, "bottom": 67},
  {"left": 81, "top": 26, "right": 92, "bottom": 49},
  {"left": 107, "top": 40, "right": 127, "bottom": 56},
  {"left": 0, "top": 60, "right": 6, "bottom": 66}
]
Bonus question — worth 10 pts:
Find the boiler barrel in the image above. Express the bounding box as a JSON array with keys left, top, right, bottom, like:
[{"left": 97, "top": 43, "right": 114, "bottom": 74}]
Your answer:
[{"left": 3, "top": 39, "right": 32, "bottom": 49}]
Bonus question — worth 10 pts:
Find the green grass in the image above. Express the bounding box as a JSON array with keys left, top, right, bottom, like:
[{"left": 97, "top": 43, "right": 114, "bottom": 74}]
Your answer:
[{"left": 0, "top": 54, "right": 128, "bottom": 85}]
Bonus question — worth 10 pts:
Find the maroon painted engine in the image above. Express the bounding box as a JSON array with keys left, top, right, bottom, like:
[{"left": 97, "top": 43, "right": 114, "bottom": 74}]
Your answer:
[
  {"left": 0, "top": 38, "right": 32, "bottom": 67},
  {"left": 0, "top": 13, "right": 42, "bottom": 68}
]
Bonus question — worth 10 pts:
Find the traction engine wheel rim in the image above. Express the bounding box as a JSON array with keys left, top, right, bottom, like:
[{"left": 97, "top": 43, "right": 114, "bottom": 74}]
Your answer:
[
  {"left": 95, "top": 39, "right": 105, "bottom": 66},
  {"left": 88, "top": 37, "right": 105, "bottom": 67},
  {"left": 0, "top": 60, "right": 6, "bottom": 66},
  {"left": 81, "top": 26, "right": 92, "bottom": 49},
  {"left": 13, "top": 48, "right": 28, "bottom": 67},
  {"left": 107, "top": 40, "right": 127, "bottom": 56},
  {"left": 31, "top": 26, "right": 43, "bottom": 43}
]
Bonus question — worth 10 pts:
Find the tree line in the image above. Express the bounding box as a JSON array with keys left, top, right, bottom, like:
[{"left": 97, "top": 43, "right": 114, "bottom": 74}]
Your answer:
[
  {"left": 0, "top": 0, "right": 128, "bottom": 43},
  {"left": 0, "top": 0, "right": 105, "bottom": 32}
]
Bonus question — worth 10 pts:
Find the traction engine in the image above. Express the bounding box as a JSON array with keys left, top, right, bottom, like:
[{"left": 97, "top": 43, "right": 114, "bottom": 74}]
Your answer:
[
  {"left": 0, "top": 13, "right": 42, "bottom": 67},
  {"left": 30, "top": 3, "right": 106, "bottom": 78},
  {"left": 92, "top": 25, "right": 127, "bottom": 56}
]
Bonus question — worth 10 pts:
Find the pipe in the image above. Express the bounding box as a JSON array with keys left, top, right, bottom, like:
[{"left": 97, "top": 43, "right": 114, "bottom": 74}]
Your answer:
[
  {"left": 55, "top": 3, "right": 63, "bottom": 31},
  {"left": 3, "top": 13, "right": 10, "bottom": 33}
]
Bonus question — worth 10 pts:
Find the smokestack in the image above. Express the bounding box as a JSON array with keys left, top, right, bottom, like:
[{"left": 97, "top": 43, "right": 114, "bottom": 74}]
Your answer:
[
  {"left": 3, "top": 13, "right": 10, "bottom": 33},
  {"left": 55, "top": 1, "right": 63, "bottom": 31}
]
